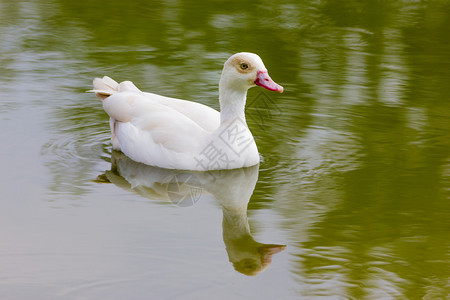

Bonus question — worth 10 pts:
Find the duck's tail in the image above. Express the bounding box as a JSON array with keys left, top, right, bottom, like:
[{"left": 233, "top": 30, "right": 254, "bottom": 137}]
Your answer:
[
  {"left": 91, "top": 76, "right": 119, "bottom": 100},
  {"left": 90, "top": 76, "right": 141, "bottom": 100}
]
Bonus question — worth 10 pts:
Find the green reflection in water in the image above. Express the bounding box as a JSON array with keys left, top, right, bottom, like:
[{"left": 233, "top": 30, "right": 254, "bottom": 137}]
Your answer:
[{"left": 1, "top": 0, "right": 449, "bottom": 298}]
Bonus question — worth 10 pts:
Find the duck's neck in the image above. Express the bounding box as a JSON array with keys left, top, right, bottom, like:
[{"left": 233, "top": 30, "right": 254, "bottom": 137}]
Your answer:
[{"left": 219, "top": 81, "right": 248, "bottom": 125}]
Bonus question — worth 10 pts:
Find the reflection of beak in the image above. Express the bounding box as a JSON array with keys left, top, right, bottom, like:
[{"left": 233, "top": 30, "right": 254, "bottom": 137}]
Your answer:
[
  {"left": 259, "top": 244, "right": 287, "bottom": 266},
  {"left": 254, "top": 71, "right": 284, "bottom": 93}
]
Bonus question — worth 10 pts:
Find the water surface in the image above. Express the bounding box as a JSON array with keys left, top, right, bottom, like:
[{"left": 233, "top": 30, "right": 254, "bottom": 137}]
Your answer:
[{"left": 1, "top": 1, "right": 449, "bottom": 299}]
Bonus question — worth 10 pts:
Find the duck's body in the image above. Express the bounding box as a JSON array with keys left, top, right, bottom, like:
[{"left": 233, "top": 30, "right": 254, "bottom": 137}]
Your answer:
[{"left": 92, "top": 52, "right": 283, "bottom": 170}]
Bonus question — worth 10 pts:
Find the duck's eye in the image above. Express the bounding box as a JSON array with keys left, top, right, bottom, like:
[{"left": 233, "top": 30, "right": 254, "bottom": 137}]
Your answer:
[{"left": 240, "top": 63, "right": 249, "bottom": 70}]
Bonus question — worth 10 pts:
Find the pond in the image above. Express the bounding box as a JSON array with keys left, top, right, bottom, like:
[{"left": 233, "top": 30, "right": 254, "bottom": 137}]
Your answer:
[{"left": 1, "top": 0, "right": 449, "bottom": 299}]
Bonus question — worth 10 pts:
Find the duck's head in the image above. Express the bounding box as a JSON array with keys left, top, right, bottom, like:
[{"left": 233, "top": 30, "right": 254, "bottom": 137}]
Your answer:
[{"left": 220, "top": 52, "right": 284, "bottom": 93}]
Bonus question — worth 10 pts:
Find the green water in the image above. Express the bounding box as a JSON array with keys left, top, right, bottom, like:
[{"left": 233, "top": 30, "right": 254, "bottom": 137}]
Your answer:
[{"left": 1, "top": 0, "right": 449, "bottom": 299}]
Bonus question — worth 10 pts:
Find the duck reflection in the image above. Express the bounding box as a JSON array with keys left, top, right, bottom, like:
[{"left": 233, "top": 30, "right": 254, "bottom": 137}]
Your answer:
[{"left": 97, "top": 151, "right": 285, "bottom": 276}]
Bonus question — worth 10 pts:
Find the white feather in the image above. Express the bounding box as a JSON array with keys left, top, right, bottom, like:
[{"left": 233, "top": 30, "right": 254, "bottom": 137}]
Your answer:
[{"left": 91, "top": 53, "right": 283, "bottom": 170}]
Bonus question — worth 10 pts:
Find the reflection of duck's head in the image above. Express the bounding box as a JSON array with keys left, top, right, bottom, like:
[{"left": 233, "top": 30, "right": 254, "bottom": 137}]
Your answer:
[
  {"left": 98, "top": 151, "right": 285, "bottom": 275},
  {"left": 221, "top": 203, "right": 286, "bottom": 276},
  {"left": 231, "top": 244, "right": 286, "bottom": 276}
]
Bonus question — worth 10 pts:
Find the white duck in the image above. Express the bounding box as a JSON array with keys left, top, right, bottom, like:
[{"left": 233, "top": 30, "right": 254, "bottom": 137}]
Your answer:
[{"left": 92, "top": 52, "right": 283, "bottom": 170}]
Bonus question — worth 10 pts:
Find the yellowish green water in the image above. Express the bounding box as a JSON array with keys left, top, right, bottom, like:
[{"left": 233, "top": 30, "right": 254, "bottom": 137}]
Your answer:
[{"left": 0, "top": 0, "right": 449, "bottom": 299}]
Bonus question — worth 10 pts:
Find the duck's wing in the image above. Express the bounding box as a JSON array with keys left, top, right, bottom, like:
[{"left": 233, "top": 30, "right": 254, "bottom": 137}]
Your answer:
[
  {"left": 103, "top": 91, "right": 214, "bottom": 169},
  {"left": 103, "top": 91, "right": 208, "bottom": 152},
  {"left": 93, "top": 76, "right": 220, "bottom": 132},
  {"left": 141, "top": 91, "right": 220, "bottom": 132}
]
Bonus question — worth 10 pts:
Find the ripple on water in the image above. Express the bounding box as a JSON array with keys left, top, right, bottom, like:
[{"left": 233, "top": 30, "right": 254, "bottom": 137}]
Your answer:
[
  {"left": 41, "top": 124, "right": 111, "bottom": 197},
  {"left": 42, "top": 128, "right": 111, "bottom": 163}
]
